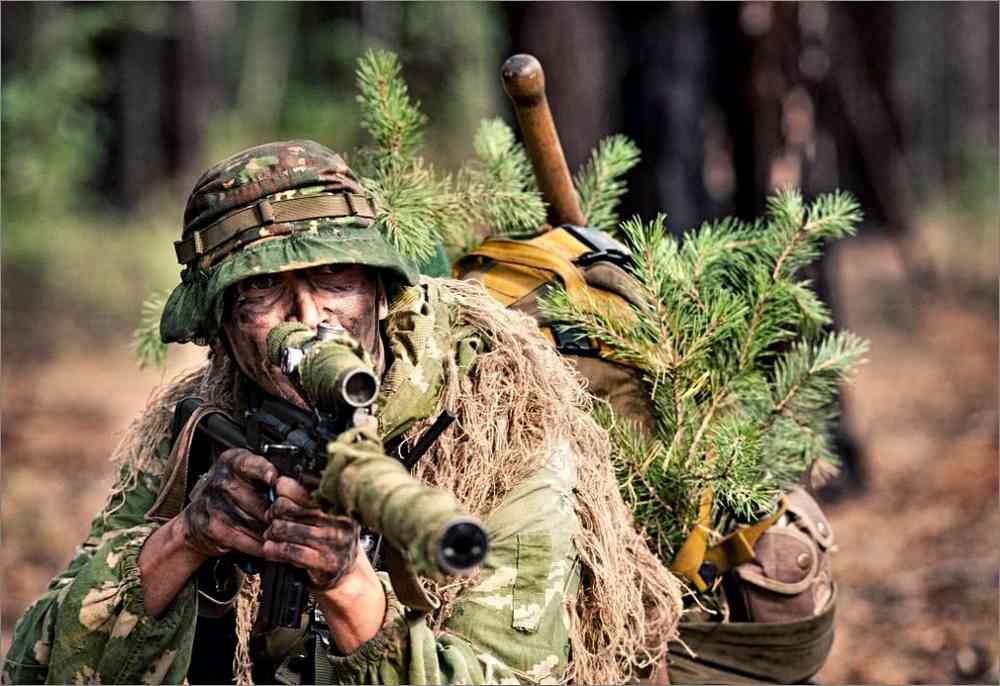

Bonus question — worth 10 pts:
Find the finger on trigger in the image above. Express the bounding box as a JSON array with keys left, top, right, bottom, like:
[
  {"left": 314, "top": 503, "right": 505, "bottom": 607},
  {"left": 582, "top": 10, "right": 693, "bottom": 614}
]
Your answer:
[
  {"left": 232, "top": 451, "right": 279, "bottom": 486},
  {"left": 273, "top": 476, "right": 316, "bottom": 506}
]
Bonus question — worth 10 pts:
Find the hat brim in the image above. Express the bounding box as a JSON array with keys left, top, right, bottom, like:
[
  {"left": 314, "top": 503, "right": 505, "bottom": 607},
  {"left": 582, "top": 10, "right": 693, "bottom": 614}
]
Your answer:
[{"left": 160, "top": 220, "right": 418, "bottom": 344}]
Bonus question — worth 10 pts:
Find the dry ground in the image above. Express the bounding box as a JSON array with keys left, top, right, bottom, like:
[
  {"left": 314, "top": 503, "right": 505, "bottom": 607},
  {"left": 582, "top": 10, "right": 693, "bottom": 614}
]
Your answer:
[
  {"left": 814, "top": 235, "right": 998, "bottom": 684},
  {"left": 2, "top": 233, "right": 997, "bottom": 683}
]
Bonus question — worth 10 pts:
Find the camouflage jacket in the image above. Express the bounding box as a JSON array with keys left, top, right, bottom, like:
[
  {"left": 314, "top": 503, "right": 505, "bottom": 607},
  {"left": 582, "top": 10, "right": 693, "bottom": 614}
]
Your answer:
[{"left": 4, "top": 283, "right": 583, "bottom": 685}]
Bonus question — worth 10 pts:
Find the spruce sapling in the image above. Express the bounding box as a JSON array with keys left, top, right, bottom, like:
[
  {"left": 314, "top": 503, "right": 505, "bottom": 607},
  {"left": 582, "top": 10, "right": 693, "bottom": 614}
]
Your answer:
[{"left": 540, "top": 190, "right": 869, "bottom": 576}]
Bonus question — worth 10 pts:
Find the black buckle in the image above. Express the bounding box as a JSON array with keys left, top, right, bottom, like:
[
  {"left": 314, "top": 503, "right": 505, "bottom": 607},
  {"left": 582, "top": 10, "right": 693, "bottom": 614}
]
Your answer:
[
  {"left": 575, "top": 248, "right": 633, "bottom": 270},
  {"left": 550, "top": 323, "right": 600, "bottom": 357},
  {"left": 559, "top": 224, "right": 634, "bottom": 270}
]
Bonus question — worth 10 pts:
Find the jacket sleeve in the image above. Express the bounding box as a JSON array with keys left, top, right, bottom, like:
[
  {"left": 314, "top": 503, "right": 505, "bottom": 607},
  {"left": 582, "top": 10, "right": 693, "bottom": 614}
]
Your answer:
[
  {"left": 325, "top": 443, "right": 582, "bottom": 685},
  {"left": 3, "top": 444, "right": 199, "bottom": 685}
]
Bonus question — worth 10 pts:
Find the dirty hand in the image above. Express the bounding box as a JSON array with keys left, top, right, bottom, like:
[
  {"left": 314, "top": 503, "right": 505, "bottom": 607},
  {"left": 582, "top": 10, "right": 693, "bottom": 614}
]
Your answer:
[
  {"left": 263, "top": 476, "right": 361, "bottom": 591},
  {"left": 180, "top": 448, "right": 278, "bottom": 558}
]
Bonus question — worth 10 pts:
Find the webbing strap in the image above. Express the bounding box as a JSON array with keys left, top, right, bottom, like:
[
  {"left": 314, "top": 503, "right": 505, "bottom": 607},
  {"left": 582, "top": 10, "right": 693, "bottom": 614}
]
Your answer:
[
  {"left": 174, "top": 192, "right": 376, "bottom": 265},
  {"left": 704, "top": 497, "right": 788, "bottom": 574},
  {"left": 465, "top": 239, "right": 591, "bottom": 303},
  {"left": 456, "top": 231, "right": 638, "bottom": 363},
  {"left": 671, "top": 491, "right": 788, "bottom": 592}
]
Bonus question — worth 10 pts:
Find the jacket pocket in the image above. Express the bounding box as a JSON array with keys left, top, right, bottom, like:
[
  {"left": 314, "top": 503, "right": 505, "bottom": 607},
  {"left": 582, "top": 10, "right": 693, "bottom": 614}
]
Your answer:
[{"left": 511, "top": 533, "right": 552, "bottom": 633}]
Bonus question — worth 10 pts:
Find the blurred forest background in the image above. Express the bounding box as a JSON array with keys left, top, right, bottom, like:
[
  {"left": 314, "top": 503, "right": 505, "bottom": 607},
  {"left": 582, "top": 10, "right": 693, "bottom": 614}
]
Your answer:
[{"left": 2, "top": 3, "right": 997, "bottom": 683}]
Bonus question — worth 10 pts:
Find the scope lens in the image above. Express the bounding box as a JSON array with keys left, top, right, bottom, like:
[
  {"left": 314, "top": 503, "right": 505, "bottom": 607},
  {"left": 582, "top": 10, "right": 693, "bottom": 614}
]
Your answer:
[
  {"left": 439, "top": 521, "right": 489, "bottom": 572},
  {"left": 341, "top": 368, "right": 378, "bottom": 407}
]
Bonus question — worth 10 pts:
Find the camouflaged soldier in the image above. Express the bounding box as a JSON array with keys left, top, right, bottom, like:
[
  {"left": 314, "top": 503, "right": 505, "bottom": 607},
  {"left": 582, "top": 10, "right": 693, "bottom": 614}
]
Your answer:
[{"left": 4, "top": 141, "right": 682, "bottom": 685}]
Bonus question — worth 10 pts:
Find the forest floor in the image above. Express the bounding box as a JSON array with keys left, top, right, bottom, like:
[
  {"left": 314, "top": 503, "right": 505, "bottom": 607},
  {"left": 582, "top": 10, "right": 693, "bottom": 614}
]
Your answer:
[
  {"left": 2, "top": 232, "right": 997, "bottom": 683},
  {"left": 813, "top": 234, "right": 998, "bottom": 684}
]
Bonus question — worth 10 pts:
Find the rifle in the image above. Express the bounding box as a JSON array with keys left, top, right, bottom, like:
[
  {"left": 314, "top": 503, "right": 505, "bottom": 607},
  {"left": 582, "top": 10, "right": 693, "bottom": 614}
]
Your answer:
[{"left": 173, "top": 322, "right": 489, "bottom": 632}]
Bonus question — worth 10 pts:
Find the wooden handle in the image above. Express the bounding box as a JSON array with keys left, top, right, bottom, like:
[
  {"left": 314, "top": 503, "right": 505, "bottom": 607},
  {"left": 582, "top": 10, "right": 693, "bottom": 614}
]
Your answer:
[{"left": 501, "top": 54, "right": 587, "bottom": 228}]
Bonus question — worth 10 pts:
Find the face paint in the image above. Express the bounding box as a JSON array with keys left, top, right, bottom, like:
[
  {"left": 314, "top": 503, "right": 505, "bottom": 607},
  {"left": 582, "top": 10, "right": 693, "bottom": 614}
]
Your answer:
[{"left": 222, "top": 265, "right": 385, "bottom": 407}]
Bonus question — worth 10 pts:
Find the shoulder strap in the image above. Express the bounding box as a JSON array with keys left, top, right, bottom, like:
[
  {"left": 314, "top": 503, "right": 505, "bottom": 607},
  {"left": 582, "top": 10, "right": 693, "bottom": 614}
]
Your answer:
[
  {"left": 146, "top": 401, "right": 233, "bottom": 522},
  {"left": 454, "top": 228, "right": 638, "bottom": 360}
]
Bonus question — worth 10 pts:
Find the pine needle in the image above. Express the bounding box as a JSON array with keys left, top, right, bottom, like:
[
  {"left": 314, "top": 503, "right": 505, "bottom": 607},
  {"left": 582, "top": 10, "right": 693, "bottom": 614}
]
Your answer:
[
  {"left": 574, "top": 135, "right": 641, "bottom": 232},
  {"left": 539, "top": 190, "right": 868, "bottom": 567},
  {"left": 352, "top": 49, "right": 446, "bottom": 261},
  {"left": 355, "top": 48, "right": 427, "bottom": 168},
  {"left": 133, "top": 290, "right": 169, "bottom": 369},
  {"left": 464, "top": 118, "right": 546, "bottom": 235}
]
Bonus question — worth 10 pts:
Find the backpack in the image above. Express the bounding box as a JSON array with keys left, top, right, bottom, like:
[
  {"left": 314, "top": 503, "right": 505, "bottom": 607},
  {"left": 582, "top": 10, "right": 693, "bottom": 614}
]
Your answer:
[{"left": 454, "top": 225, "right": 836, "bottom": 684}]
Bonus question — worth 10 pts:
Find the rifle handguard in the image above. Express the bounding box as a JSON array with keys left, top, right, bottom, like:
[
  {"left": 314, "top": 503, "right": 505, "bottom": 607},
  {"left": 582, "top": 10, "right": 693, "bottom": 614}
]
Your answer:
[{"left": 320, "top": 433, "right": 488, "bottom": 578}]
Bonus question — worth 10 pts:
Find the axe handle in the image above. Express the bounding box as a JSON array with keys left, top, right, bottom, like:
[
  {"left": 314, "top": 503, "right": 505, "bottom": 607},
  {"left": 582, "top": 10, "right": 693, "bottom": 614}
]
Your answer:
[{"left": 502, "top": 54, "right": 587, "bottom": 228}]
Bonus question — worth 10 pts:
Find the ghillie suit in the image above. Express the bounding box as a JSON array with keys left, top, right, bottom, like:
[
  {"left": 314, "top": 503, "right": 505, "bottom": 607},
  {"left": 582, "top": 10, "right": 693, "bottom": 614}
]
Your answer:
[{"left": 4, "top": 137, "right": 682, "bottom": 685}]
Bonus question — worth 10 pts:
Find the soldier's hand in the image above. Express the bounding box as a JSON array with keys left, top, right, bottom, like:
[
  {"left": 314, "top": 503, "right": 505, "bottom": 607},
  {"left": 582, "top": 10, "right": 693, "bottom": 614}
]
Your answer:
[
  {"left": 263, "top": 476, "right": 361, "bottom": 591},
  {"left": 179, "top": 448, "right": 278, "bottom": 558}
]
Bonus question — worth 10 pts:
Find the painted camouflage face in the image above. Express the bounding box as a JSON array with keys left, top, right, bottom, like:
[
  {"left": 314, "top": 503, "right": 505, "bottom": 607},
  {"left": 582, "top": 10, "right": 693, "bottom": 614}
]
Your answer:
[{"left": 160, "top": 140, "right": 418, "bottom": 344}]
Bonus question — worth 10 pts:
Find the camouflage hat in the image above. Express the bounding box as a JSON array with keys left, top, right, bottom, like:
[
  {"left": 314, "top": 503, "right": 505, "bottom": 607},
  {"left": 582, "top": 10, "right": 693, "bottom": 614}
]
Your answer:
[{"left": 160, "top": 140, "right": 418, "bottom": 344}]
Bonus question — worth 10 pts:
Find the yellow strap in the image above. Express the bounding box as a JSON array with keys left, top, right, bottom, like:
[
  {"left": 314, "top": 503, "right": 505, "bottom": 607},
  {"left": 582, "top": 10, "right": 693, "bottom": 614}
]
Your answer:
[
  {"left": 705, "top": 497, "right": 788, "bottom": 571},
  {"left": 465, "top": 239, "right": 592, "bottom": 303},
  {"left": 670, "top": 489, "right": 717, "bottom": 592},
  {"left": 671, "top": 492, "right": 789, "bottom": 592},
  {"left": 527, "top": 225, "right": 593, "bottom": 259}
]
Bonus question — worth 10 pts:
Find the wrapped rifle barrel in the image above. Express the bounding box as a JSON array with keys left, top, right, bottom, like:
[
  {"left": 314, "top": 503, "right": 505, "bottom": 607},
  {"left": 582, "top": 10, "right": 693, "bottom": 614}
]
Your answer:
[{"left": 267, "top": 322, "right": 489, "bottom": 582}]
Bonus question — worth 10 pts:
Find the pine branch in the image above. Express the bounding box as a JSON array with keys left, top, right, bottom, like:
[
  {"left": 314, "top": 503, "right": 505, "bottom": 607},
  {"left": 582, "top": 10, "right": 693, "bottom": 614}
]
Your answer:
[
  {"left": 133, "top": 291, "right": 169, "bottom": 369},
  {"left": 352, "top": 50, "right": 451, "bottom": 261},
  {"left": 770, "top": 189, "right": 863, "bottom": 279},
  {"left": 768, "top": 331, "right": 869, "bottom": 425},
  {"left": 538, "top": 190, "right": 867, "bottom": 580},
  {"left": 361, "top": 161, "right": 455, "bottom": 262},
  {"left": 355, "top": 49, "right": 427, "bottom": 169},
  {"left": 460, "top": 118, "right": 546, "bottom": 236},
  {"left": 574, "top": 135, "right": 641, "bottom": 232}
]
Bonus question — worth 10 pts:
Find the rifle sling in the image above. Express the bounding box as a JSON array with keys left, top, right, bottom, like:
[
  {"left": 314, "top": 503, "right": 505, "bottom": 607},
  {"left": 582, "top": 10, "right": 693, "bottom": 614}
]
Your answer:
[{"left": 147, "top": 400, "right": 235, "bottom": 522}]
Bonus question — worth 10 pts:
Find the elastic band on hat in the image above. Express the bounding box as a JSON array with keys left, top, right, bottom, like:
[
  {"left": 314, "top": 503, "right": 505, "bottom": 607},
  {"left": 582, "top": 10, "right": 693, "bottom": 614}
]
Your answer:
[{"left": 174, "top": 191, "right": 376, "bottom": 265}]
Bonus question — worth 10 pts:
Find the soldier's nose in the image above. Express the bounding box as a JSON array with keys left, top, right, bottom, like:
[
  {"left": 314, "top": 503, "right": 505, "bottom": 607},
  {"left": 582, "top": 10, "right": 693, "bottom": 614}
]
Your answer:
[{"left": 287, "top": 277, "right": 323, "bottom": 328}]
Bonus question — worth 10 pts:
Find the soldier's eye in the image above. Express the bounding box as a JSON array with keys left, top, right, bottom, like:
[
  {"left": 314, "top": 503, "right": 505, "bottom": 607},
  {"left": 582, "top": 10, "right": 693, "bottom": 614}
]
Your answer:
[
  {"left": 309, "top": 264, "right": 352, "bottom": 290},
  {"left": 241, "top": 274, "right": 281, "bottom": 292}
]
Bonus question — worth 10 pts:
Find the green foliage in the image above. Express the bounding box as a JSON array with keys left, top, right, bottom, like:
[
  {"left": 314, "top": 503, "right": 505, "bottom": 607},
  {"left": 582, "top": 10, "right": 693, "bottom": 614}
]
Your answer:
[
  {"left": 352, "top": 49, "right": 444, "bottom": 262},
  {"left": 360, "top": 161, "right": 453, "bottom": 263},
  {"left": 574, "top": 135, "right": 641, "bottom": 232},
  {"left": 451, "top": 118, "right": 546, "bottom": 246},
  {"left": 133, "top": 291, "right": 170, "bottom": 369},
  {"left": 353, "top": 52, "right": 546, "bottom": 259},
  {"left": 356, "top": 49, "right": 429, "bottom": 170},
  {"left": 541, "top": 190, "right": 869, "bottom": 565}
]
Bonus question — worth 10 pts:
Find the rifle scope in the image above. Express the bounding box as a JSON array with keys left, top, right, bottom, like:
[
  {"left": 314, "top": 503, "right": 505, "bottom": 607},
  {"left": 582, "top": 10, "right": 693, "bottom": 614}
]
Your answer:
[
  {"left": 267, "top": 322, "right": 378, "bottom": 414},
  {"left": 266, "top": 321, "right": 490, "bottom": 579}
]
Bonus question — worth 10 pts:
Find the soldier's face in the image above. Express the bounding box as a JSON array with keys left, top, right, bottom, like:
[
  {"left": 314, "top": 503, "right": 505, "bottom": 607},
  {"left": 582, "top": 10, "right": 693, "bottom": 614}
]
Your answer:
[{"left": 222, "top": 264, "right": 387, "bottom": 407}]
